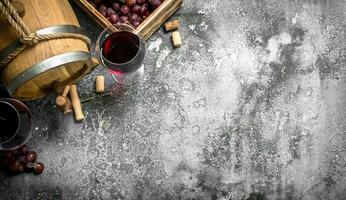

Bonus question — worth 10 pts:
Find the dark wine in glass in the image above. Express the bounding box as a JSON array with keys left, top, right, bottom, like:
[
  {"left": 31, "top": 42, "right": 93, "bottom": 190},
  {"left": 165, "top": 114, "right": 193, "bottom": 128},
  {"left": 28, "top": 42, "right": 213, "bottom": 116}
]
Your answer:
[
  {"left": 96, "top": 24, "right": 146, "bottom": 85},
  {"left": 101, "top": 31, "right": 145, "bottom": 75},
  {"left": 0, "top": 102, "right": 19, "bottom": 143},
  {"left": 0, "top": 98, "right": 32, "bottom": 150}
]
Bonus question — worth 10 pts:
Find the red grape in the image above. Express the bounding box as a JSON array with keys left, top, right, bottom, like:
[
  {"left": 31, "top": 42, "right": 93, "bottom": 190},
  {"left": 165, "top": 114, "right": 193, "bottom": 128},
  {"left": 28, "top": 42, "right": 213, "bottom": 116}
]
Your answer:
[
  {"left": 149, "top": 0, "right": 161, "bottom": 8},
  {"left": 131, "top": 5, "right": 141, "bottom": 15},
  {"left": 19, "top": 144, "right": 29, "bottom": 155},
  {"left": 120, "top": 16, "right": 129, "bottom": 23},
  {"left": 100, "top": 10, "right": 107, "bottom": 17},
  {"left": 33, "top": 162, "right": 44, "bottom": 174},
  {"left": 9, "top": 161, "right": 24, "bottom": 173},
  {"left": 107, "top": 7, "right": 116, "bottom": 16},
  {"left": 109, "top": 13, "right": 119, "bottom": 24},
  {"left": 132, "top": 20, "right": 140, "bottom": 28},
  {"left": 130, "top": 13, "right": 139, "bottom": 22},
  {"left": 99, "top": 4, "right": 107, "bottom": 12},
  {"left": 112, "top": 2, "right": 120, "bottom": 12},
  {"left": 120, "top": 5, "right": 130, "bottom": 15},
  {"left": 136, "top": 0, "right": 145, "bottom": 5},
  {"left": 25, "top": 151, "right": 36, "bottom": 163},
  {"left": 17, "top": 155, "right": 27, "bottom": 164},
  {"left": 94, "top": 0, "right": 101, "bottom": 4},
  {"left": 140, "top": 6, "right": 149, "bottom": 17},
  {"left": 143, "top": 2, "right": 149, "bottom": 8}
]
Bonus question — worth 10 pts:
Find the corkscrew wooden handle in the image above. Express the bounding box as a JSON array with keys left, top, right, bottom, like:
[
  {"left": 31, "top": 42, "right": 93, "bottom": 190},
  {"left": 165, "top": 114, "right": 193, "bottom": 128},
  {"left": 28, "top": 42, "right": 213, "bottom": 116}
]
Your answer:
[{"left": 69, "top": 84, "right": 84, "bottom": 121}]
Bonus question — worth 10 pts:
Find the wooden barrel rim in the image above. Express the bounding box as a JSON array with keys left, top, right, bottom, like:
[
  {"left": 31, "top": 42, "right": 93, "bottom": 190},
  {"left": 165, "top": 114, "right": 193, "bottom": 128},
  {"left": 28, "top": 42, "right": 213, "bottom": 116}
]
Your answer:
[
  {"left": 5, "top": 51, "right": 92, "bottom": 96},
  {"left": 0, "top": 24, "right": 87, "bottom": 66}
]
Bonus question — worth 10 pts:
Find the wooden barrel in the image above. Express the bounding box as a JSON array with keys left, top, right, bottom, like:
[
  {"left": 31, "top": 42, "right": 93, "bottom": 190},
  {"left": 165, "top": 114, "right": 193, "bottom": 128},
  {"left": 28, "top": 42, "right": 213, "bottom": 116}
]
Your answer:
[{"left": 0, "top": 0, "right": 96, "bottom": 101}]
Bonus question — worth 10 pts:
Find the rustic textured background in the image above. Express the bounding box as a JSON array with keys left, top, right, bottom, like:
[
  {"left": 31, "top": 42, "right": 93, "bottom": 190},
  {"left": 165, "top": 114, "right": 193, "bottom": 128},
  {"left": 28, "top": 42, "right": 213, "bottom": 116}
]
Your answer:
[{"left": 1, "top": 0, "right": 346, "bottom": 199}]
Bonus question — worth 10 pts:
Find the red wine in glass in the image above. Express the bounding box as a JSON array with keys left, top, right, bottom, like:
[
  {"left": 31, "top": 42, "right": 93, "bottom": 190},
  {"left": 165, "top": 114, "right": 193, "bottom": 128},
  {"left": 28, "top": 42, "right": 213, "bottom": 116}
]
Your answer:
[
  {"left": 100, "top": 31, "right": 146, "bottom": 76},
  {"left": 0, "top": 102, "right": 19, "bottom": 143},
  {"left": 0, "top": 98, "right": 32, "bottom": 150}
]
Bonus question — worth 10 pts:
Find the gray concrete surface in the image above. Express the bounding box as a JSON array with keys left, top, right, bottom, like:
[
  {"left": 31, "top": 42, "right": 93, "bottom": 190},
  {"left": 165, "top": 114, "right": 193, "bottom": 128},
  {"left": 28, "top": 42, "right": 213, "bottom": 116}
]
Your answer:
[{"left": 1, "top": 0, "right": 346, "bottom": 199}]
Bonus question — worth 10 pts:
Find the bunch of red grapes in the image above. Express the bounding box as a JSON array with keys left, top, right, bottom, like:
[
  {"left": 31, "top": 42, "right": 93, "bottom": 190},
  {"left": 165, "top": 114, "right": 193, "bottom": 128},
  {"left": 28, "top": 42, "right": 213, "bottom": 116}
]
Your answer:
[
  {"left": 88, "top": 0, "right": 162, "bottom": 28},
  {"left": 0, "top": 144, "right": 44, "bottom": 175}
]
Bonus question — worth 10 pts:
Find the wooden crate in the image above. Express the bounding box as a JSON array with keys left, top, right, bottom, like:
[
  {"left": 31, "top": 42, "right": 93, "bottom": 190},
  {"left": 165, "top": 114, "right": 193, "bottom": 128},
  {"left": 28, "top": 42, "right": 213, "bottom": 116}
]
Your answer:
[{"left": 73, "top": 0, "right": 183, "bottom": 40}]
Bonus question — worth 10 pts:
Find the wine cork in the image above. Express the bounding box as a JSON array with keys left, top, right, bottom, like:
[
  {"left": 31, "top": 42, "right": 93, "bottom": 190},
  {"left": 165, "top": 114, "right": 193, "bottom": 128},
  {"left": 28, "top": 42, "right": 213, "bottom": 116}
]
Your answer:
[
  {"left": 172, "top": 31, "right": 182, "bottom": 48},
  {"left": 95, "top": 76, "right": 105, "bottom": 93},
  {"left": 164, "top": 19, "right": 179, "bottom": 31},
  {"left": 55, "top": 96, "right": 66, "bottom": 110},
  {"left": 55, "top": 85, "right": 70, "bottom": 110},
  {"left": 69, "top": 85, "right": 84, "bottom": 121}
]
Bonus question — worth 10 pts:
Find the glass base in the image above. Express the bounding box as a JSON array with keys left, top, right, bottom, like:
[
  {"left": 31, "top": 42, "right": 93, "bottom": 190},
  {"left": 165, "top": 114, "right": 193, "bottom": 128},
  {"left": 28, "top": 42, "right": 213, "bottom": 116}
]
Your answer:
[{"left": 111, "top": 64, "right": 144, "bottom": 86}]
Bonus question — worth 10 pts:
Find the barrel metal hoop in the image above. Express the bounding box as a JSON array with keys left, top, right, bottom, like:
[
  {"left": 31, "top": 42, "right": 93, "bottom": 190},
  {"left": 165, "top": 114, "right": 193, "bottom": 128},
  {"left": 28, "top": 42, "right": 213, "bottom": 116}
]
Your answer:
[
  {"left": 5, "top": 51, "right": 91, "bottom": 95},
  {"left": 0, "top": 25, "right": 86, "bottom": 64}
]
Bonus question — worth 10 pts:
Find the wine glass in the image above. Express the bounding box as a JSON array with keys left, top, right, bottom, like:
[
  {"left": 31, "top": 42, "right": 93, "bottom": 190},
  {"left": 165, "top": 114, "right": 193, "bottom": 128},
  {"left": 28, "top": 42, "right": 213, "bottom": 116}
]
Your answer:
[
  {"left": 95, "top": 23, "right": 146, "bottom": 86},
  {"left": 0, "top": 98, "right": 32, "bottom": 150}
]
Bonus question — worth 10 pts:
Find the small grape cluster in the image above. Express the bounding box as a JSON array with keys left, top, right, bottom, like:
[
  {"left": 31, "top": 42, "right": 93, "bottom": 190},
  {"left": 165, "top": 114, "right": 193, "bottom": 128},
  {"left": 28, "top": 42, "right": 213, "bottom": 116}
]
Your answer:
[
  {"left": 0, "top": 144, "right": 44, "bottom": 175},
  {"left": 88, "top": 0, "right": 162, "bottom": 28}
]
